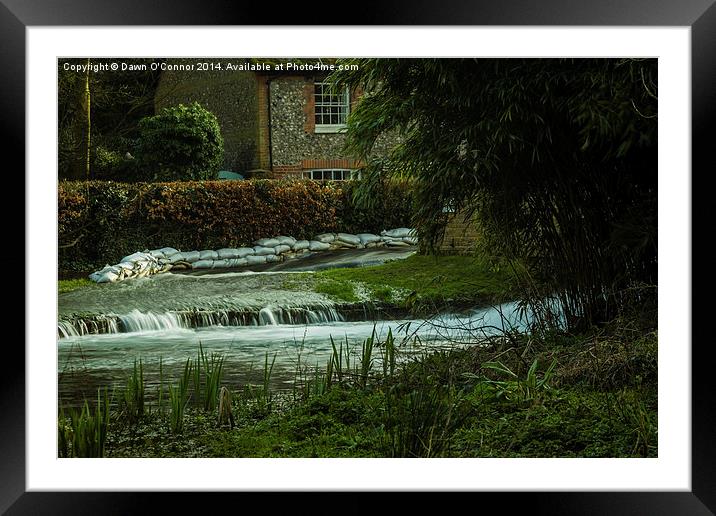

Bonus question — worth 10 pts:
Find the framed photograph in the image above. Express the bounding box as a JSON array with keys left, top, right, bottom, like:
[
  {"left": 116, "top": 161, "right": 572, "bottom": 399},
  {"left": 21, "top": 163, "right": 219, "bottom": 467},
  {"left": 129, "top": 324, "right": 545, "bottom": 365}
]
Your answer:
[{"left": 6, "top": 0, "right": 711, "bottom": 512}]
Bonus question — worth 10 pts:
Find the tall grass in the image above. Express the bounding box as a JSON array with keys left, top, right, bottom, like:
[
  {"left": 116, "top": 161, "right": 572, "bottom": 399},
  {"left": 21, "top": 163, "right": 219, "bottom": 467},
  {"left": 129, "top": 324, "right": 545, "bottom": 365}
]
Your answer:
[
  {"left": 58, "top": 388, "right": 111, "bottom": 458},
  {"left": 169, "top": 358, "right": 192, "bottom": 434},
  {"left": 382, "top": 385, "right": 462, "bottom": 458},
  {"left": 120, "top": 358, "right": 145, "bottom": 426},
  {"left": 380, "top": 328, "right": 397, "bottom": 378},
  {"left": 157, "top": 357, "right": 164, "bottom": 415},
  {"left": 359, "top": 329, "right": 376, "bottom": 388}
]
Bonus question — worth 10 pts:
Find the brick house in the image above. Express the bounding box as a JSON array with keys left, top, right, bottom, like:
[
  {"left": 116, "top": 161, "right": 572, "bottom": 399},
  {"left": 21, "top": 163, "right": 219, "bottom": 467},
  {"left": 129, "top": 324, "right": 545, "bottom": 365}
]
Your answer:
[{"left": 154, "top": 60, "right": 400, "bottom": 179}]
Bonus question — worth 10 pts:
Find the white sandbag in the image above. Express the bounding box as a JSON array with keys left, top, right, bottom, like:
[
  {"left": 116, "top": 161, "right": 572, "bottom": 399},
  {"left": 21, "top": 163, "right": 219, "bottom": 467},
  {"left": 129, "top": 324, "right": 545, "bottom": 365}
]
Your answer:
[
  {"left": 276, "top": 236, "right": 297, "bottom": 246},
  {"left": 89, "top": 265, "right": 121, "bottom": 283},
  {"left": 159, "top": 247, "right": 179, "bottom": 256},
  {"left": 357, "top": 233, "right": 381, "bottom": 244},
  {"left": 136, "top": 260, "right": 154, "bottom": 272},
  {"left": 192, "top": 259, "right": 214, "bottom": 269},
  {"left": 120, "top": 251, "right": 152, "bottom": 263},
  {"left": 403, "top": 236, "right": 419, "bottom": 245},
  {"left": 365, "top": 242, "right": 378, "bottom": 248},
  {"left": 117, "top": 261, "right": 136, "bottom": 271},
  {"left": 217, "top": 248, "right": 239, "bottom": 259},
  {"left": 309, "top": 240, "right": 331, "bottom": 251},
  {"left": 253, "top": 245, "right": 276, "bottom": 256},
  {"left": 314, "top": 233, "right": 336, "bottom": 243},
  {"left": 255, "top": 238, "right": 280, "bottom": 247},
  {"left": 226, "top": 258, "right": 248, "bottom": 268},
  {"left": 148, "top": 249, "right": 165, "bottom": 259},
  {"left": 336, "top": 233, "right": 361, "bottom": 246},
  {"left": 94, "top": 271, "right": 120, "bottom": 283},
  {"left": 236, "top": 247, "right": 255, "bottom": 258},
  {"left": 385, "top": 240, "right": 411, "bottom": 247},
  {"left": 381, "top": 227, "right": 416, "bottom": 238},
  {"left": 212, "top": 259, "right": 229, "bottom": 269},
  {"left": 246, "top": 255, "right": 268, "bottom": 265},
  {"left": 274, "top": 244, "right": 291, "bottom": 255},
  {"left": 292, "top": 240, "right": 310, "bottom": 251},
  {"left": 182, "top": 251, "right": 201, "bottom": 263},
  {"left": 265, "top": 254, "right": 281, "bottom": 263},
  {"left": 199, "top": 250, "right": 218, "bottom": 260},
  {"left": 166, "top": 252, "right": 185, "bottom": 263},
  {"left": 331, "top": 241, "right": 356, "bottom": 249}
]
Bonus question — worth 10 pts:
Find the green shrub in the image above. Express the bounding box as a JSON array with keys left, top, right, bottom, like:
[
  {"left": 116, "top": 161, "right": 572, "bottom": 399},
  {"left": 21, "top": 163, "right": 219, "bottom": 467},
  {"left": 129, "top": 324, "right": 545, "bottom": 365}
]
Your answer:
[
  {"left": 58, "top": 179, "right": 414, "bottom": 272},
  {"left": 136, "top": 102, "right": 224, "bottom": 181}
]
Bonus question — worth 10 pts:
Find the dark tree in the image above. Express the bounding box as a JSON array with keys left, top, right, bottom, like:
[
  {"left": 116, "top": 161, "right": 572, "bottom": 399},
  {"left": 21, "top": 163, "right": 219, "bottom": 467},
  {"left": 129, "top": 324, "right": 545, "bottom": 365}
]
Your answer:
[
  {"left": 332, "top": 58, "right": 657, "bottom": 329},
  {"left": 58, "top": 58, "right": 164, "bottom": 180}
]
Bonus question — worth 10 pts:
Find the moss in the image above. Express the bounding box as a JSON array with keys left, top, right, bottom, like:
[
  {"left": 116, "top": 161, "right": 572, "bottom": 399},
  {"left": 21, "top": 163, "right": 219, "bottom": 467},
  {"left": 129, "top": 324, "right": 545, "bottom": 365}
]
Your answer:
[
  {"left": 316, "top": 253, "right": 519, "bottom": 309},
  {"left": 58, "top": 278, "right": 93, "bottom": 294},
  {"left": 313, "top": 279, "right": 360, "bottom": 303}
]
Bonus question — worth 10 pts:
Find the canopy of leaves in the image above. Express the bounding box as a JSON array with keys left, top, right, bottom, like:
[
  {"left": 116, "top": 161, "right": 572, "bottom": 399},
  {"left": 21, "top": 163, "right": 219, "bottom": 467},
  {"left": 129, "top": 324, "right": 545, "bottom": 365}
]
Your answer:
[
  {"left": 58, "top": 58, "right": 163, "bottom": 180},
  {"left": 331, "top": 58, "right": 657, "bottom": 329},
  {"left": 136, "top": 102, "right": 224, "bottom": 181}
]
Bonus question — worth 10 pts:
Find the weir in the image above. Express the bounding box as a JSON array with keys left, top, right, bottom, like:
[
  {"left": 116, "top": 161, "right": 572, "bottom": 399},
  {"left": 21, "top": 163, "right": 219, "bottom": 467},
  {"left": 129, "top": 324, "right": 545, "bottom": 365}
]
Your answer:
[{"left": 58, "top": 303, "right": 362, "bottom": 338}]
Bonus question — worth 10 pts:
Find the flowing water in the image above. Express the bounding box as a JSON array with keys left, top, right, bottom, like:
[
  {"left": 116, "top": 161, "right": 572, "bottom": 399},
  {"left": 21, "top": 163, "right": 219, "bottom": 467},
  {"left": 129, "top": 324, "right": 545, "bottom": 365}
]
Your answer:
[
  {"left": 58, "top": 248, "right": 531, "bottom": 406},
  {"left": 58, "top": 302, "right": 530, "bottom": 406}
]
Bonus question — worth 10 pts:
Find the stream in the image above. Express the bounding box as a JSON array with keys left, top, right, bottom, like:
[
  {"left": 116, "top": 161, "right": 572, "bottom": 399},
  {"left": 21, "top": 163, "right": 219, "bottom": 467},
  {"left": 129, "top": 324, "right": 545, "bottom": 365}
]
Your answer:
[{"left": 58, "top": 248, "right": 530, "bottom": 406}]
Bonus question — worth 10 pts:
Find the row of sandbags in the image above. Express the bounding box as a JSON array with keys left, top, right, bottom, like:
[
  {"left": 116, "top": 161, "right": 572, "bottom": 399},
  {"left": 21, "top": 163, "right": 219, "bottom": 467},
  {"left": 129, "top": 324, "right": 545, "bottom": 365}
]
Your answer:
[{"left": 87, "top": 228, "right": 418, "bottom": 283}]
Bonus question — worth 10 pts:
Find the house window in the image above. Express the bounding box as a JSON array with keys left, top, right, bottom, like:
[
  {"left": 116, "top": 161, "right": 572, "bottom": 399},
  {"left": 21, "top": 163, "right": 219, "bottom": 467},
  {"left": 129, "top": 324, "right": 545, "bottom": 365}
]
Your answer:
[
  {"left": 314, "top": 82, "right": 349, "bottom": 133},
  {"left": 302, "top": 169, "right": 356, "bottom": 181}
]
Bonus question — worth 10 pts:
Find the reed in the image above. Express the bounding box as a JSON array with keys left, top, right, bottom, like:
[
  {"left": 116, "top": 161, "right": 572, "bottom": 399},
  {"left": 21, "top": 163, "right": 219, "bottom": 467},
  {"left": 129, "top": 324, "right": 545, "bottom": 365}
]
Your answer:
[
  {"left": 199, "top": 343, "right": 225, "bottom": 412},
  {"left": 383, "top": 385, "right": 461, "bottom": 458},
  {"left": 58, "top": 388, "right": 111, "bottom": 458},
  {"left": 120, "top": 358, "right": 145, "bottom": 426},
  {"left": 359, "top": 328, "right": 376, "bottom": 388},
  {"left": 329, "top": 336, "right": 344, "bottom": 385},
  {"left": 381, "top": 328, "right": 397, "bottom": 379},
  {"left": 169, "top": 358, "right": 192, "bottom": 434},
  {"left": 157, "top": 356, "right": 164, "bottom": 415}
]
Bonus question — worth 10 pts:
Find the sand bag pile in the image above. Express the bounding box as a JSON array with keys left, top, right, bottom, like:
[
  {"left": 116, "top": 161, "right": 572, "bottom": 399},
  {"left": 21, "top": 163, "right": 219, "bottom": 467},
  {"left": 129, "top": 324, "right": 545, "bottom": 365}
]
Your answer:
[{"left": 87, "top": 228, "right": 418, "bottom": 283}]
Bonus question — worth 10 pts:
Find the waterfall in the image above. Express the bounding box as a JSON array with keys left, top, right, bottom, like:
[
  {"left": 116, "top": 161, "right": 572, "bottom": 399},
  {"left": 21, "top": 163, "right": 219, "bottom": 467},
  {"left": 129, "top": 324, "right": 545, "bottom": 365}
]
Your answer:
[
  {"left": 58, "top": 303, "right": 351, "bottom": 339},
  {"left": 119, "top": 309, "right": 184, "bottom": 332}
]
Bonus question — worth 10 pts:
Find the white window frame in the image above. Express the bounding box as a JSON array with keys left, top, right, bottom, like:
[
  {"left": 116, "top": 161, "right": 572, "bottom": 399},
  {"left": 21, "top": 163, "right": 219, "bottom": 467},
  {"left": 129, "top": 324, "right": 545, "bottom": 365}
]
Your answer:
[
  {"left": 302, "top": 169, "right": 358, "bottom": 181},
  {"left": 314, "top": 81, "right": 350, "bottom": 133}
]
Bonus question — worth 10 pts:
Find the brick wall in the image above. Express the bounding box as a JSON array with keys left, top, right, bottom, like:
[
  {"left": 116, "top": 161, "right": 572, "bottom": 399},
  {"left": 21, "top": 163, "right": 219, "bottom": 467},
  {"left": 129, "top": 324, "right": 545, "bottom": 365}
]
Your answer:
[
  {"left": 439, "top": 210, "right": 481, "bottom": 254},
  {"left": 155, "top": 67, "right": 401, "bottom": 177},
  {"left": 269, "top": 76, "right": 401, "bottom": 175}
]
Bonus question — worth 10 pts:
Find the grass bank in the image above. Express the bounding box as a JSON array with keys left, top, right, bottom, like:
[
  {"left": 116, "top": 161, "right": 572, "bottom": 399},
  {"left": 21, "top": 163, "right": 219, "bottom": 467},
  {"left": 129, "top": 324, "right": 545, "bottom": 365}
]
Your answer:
[
  {"left": 282, "top": 254, "right": 520, "bottom": 310},
  {"left": 58, "top": 278, "right": 93, "bottom": 294}
]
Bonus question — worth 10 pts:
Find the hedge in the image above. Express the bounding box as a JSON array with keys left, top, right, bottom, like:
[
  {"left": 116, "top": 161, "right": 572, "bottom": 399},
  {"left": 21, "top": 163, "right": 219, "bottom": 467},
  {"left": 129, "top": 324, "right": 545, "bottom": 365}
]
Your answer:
[{"left": 58, "top": 179, "right": 414, "bottom": 272}]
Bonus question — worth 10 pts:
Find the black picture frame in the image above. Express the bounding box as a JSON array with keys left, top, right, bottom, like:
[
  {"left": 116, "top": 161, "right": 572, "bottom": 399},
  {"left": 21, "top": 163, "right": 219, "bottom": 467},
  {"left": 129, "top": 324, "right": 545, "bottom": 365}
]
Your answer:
[{"left": 4, "top": 0, "right": 711, "bottom": 513}]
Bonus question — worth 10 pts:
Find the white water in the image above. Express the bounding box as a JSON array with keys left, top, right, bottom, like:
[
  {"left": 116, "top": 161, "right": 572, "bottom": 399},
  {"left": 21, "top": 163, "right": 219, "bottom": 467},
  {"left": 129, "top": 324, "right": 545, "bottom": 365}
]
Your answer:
[
  {"left": 58, "top": 304, "right": 347, "bottom": 338},
  {"left": 58, "top": 301, "right": 531, "bottom": 402}
]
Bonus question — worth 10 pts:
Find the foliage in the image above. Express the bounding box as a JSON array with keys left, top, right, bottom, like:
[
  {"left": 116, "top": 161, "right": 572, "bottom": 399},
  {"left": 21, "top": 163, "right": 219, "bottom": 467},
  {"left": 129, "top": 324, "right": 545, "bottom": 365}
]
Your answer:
[
  {"left": 136, "top": 102, "right": 224, "bottom": 181},
  {"left": 331, "top": 58, "right": 657, "bottom": 329},
  {"left": 119, "top": 359, "right": 145, "bottom": 427},
  {"left": 58, "top": 58, "right": 162, "bottom": 180},
  {"left": 58, "top": 278, "right": 93, "bottom": 294},
  {"left": 58, "top": 388, "right": 111, "bottom": 458},
  {"left": 58, "top": 179, "right": 414, "bottom": 271},
  {"left": 168, "top": 358, "right": 192, "bottom": 434},
  {"left": 317, "top": 253, "right": 518, "bottom": 310},
  {"left": 478, "top": 358, "right": 557, "bottom": 404}
]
